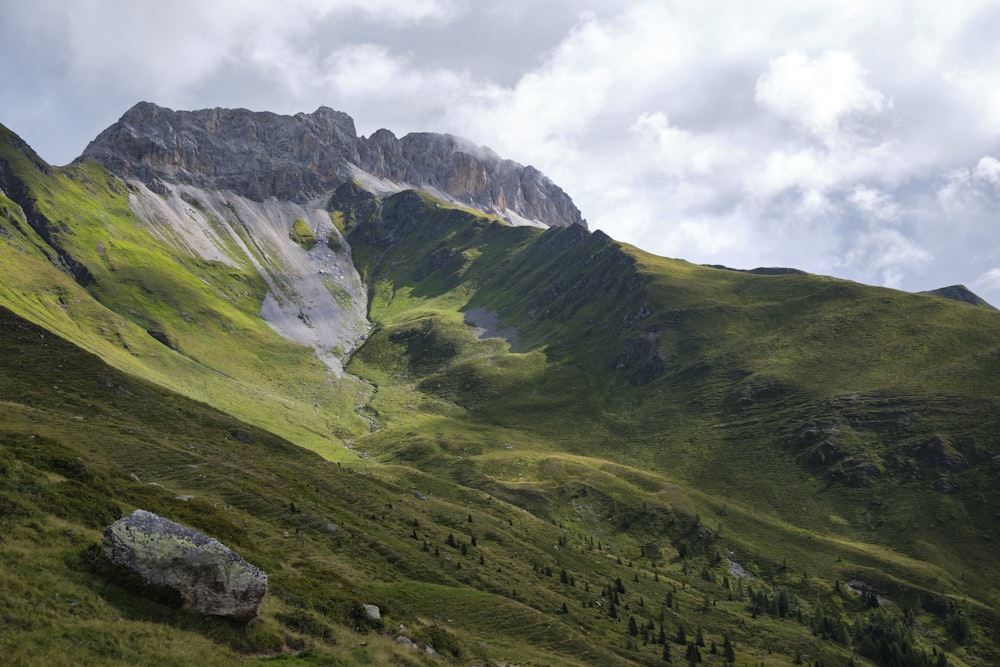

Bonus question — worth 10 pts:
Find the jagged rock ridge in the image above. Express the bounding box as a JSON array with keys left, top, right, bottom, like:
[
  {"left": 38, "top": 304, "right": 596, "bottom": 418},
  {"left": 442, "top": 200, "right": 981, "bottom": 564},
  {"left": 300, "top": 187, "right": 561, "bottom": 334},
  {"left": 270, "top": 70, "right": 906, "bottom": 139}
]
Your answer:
[{"left": 80, "top": 102, "right": 585, "bottom": 229}]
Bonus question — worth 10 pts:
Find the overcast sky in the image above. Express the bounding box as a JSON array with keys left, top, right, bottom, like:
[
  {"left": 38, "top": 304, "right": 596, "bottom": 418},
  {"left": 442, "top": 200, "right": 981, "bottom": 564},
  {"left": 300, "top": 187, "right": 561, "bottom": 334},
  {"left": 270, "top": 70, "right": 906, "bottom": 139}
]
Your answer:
[{"left": 3, "top": 1, "right": 1000, "bottom": 304}]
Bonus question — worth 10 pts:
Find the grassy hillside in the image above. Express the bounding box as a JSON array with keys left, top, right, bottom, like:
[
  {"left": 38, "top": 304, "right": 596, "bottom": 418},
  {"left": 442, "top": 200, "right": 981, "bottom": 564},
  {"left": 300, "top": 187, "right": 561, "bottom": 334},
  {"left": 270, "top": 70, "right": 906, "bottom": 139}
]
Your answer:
[
  {"left": 340, "top": 187, "right": 1000, "bottom": 665},
  {"left": 1, "top": 301, "right": 880, "bottom": 667},
  {"left": 1, "top": 121, "right": 998, "bottom": 665}
]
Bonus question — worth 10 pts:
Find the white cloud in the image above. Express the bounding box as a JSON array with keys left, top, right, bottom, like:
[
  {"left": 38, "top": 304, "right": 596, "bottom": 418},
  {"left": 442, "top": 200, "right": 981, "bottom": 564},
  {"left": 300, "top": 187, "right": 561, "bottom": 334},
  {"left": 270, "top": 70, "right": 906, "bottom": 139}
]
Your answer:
[
  {"left": 755, "top": 50, "right": 888, "bottom": 142},
  {"left": 320, "top": 44, "right": 471, "bottom": 100},
  {"left": 745, "top": 140, "right": 899, "bottom": 201},
  {"left": 842, "top": 227, "right": 932, "bottom": 289},
  {"left": 450, "top": 4, "right": 698, "bottom": 163},
  {"left": 748, "top": 148, "right": 824, "bottom": 198},
  {"left": 434, "top": 3, "right": 976, "bottom": 293},
  {"left": 937, "top": 155, "right": 1000, "bottom": 219},
  {"left": 4, "top": 0, "right": 463, "bottom": 99},
  {"left": 630, "top": 112, "right": 734, "bottom": 177},
  {"left": 973, "top": 156, "right": 1000, "bottom": 186},
  {"left": 973, "top": 267, "right": 1000, "bottom": 293},
  {"left": 335, "top": 0, "right": 461, "bottom": 22},
  {"left": 849, "top": 186, "right": 900, "bottom": 222},
  {"left": 943, "top": 68, "right": 1000, "bottom": 137}
]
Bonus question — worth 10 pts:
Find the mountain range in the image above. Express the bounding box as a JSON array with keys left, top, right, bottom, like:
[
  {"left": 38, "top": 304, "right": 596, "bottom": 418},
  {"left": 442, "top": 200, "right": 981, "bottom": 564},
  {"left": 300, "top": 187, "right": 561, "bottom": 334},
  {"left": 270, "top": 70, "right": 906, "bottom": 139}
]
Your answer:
[{"left": 1, "top": 102, "right": 998, "bottom": 666}]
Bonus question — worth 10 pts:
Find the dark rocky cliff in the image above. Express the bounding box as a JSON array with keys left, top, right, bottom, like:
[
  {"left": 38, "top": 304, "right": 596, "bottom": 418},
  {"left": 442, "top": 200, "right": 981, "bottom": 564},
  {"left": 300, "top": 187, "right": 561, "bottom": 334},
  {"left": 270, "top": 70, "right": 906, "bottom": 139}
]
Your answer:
[{"left": 80, "top": 102, "right": 585, "bottom": 228}]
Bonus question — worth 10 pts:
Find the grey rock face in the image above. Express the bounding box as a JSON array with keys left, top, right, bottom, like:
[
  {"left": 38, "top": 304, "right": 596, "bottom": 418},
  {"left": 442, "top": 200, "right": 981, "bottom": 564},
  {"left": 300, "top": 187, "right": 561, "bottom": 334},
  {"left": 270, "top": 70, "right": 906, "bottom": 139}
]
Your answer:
[
  {"left": 79, "top": 102, "right": 585, "bottom": 229},
  {"left": 103, "top": 509, "right": 267, "bottom": 621},
  {"left": 358, "top": 130, "right": 584, "bottom": 229},
  {"left": 81, "top": 102, "right": 358, "bottom": 202}
]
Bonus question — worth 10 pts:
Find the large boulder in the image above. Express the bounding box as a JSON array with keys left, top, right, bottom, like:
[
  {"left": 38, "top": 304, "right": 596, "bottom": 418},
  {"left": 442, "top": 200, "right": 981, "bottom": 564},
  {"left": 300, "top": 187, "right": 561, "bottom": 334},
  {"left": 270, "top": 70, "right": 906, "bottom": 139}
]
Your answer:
[{"left": 103, "top": 509, "right": 267, "bottom": 621}]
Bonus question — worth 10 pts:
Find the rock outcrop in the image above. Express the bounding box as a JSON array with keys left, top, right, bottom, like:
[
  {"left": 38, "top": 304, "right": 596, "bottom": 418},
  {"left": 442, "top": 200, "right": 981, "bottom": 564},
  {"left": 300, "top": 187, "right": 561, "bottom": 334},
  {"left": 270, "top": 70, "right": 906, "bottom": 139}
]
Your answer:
[
  {"left": 363, "top": 604, "right": 381, "bottom": 623},
  {"left": 80, "top": 102, "right": 585, "bottom": 229},
  {"left": 356, "top": 130, "right": 584, "bottom": 229},
  {"left": 103, "top": 509, "right": 267, "bottom": 621}
]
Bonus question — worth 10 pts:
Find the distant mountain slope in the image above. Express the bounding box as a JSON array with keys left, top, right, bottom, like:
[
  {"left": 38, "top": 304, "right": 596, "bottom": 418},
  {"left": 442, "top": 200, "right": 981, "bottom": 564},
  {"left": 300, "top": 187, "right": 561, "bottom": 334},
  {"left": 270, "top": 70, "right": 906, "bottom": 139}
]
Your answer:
[
  {"left": 922, "top": 284, "right": 996, "bottom": 309},
  {"left": 80, "top": 102, "right": 585, "bottom": 229},
  {"left": 704, "top": 263, "right": 809, "bottom": 276}
]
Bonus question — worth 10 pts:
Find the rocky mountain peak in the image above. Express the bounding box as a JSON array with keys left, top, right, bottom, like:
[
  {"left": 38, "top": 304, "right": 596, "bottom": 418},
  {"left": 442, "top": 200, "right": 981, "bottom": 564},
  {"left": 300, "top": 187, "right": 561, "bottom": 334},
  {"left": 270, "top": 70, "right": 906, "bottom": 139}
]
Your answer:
[{"left": 80, "top": 102, "right": 585, "bottom": 228}]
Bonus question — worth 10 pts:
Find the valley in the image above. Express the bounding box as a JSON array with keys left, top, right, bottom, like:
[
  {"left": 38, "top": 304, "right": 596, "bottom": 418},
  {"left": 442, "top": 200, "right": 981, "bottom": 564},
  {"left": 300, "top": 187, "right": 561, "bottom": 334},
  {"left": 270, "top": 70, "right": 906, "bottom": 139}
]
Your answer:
[{"left": 0, "top": 105, "right": 997, "bottom": 666}]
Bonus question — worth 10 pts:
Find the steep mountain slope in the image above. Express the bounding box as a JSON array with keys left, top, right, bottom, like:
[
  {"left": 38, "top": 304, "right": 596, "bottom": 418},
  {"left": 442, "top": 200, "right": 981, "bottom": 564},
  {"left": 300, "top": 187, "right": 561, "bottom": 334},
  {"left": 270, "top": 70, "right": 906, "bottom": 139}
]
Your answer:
[
  {"left": 0, "top": 121, "right": 374, "bottom": 453},
  {"left": 339, "top": 187, "right": 1000, "bottom": 663},
  {"left": 1, "top": 107, "right": 999, "bottom": 666}
]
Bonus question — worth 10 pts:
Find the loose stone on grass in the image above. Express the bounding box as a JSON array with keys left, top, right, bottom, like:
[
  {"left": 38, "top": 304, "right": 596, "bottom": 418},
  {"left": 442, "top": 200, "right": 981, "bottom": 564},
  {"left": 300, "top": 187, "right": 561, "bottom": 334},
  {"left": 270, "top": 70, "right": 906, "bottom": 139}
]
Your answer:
[{"left": 103, "top": 509, "right": 267, "bottom": 621}]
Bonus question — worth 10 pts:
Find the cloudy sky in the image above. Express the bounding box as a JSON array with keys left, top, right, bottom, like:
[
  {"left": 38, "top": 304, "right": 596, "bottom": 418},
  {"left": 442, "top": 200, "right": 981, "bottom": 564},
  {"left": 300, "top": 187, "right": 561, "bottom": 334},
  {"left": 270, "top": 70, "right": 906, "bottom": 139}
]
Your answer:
[{"left": 3, "top": 1, "right": 1000, "bottom": 303}]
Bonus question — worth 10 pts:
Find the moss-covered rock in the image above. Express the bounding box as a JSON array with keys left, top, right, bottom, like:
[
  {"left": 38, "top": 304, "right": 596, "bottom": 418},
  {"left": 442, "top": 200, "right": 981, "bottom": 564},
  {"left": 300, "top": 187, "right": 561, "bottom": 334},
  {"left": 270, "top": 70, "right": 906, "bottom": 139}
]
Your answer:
[
  {"left": 289, "top": 217, "right": 317, "bottom": 250},
  {"left": 103, "top": 509, "right": 267, "bottom": 621}
]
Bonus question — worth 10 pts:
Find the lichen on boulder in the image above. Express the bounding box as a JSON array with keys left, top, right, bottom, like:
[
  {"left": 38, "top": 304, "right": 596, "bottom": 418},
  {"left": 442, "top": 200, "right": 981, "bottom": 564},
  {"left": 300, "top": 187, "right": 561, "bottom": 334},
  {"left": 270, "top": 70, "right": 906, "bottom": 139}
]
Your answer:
[{"left": 103, "top": 509, "right": 267, "bottom": 621}]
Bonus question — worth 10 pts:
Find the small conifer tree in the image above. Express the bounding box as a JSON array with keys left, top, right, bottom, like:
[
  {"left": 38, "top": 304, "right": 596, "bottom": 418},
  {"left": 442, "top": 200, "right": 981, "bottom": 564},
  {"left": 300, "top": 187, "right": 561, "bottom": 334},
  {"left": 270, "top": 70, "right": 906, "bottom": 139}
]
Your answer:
[{"left": 723, "top": 635, "right": 735, "bottom": 664}]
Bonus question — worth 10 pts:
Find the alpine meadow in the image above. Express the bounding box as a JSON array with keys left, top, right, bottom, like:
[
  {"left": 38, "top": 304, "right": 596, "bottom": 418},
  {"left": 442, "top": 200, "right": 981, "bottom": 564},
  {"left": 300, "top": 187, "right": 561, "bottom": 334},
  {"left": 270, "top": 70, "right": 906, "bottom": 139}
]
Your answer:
[{"left": 0, "top": 103, "right": 997, "bottom": 667}]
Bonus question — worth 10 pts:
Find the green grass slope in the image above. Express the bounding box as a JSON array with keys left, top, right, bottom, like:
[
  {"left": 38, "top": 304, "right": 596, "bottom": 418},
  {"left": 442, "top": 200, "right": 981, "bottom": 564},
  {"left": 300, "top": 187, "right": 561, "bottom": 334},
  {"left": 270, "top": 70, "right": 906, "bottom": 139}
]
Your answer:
[
  {"left": 339, "top": 187, "right": 1000, "bottom": 665},
  {"left": 0, "top": 302, "right": 825, "bottom": 666}
]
